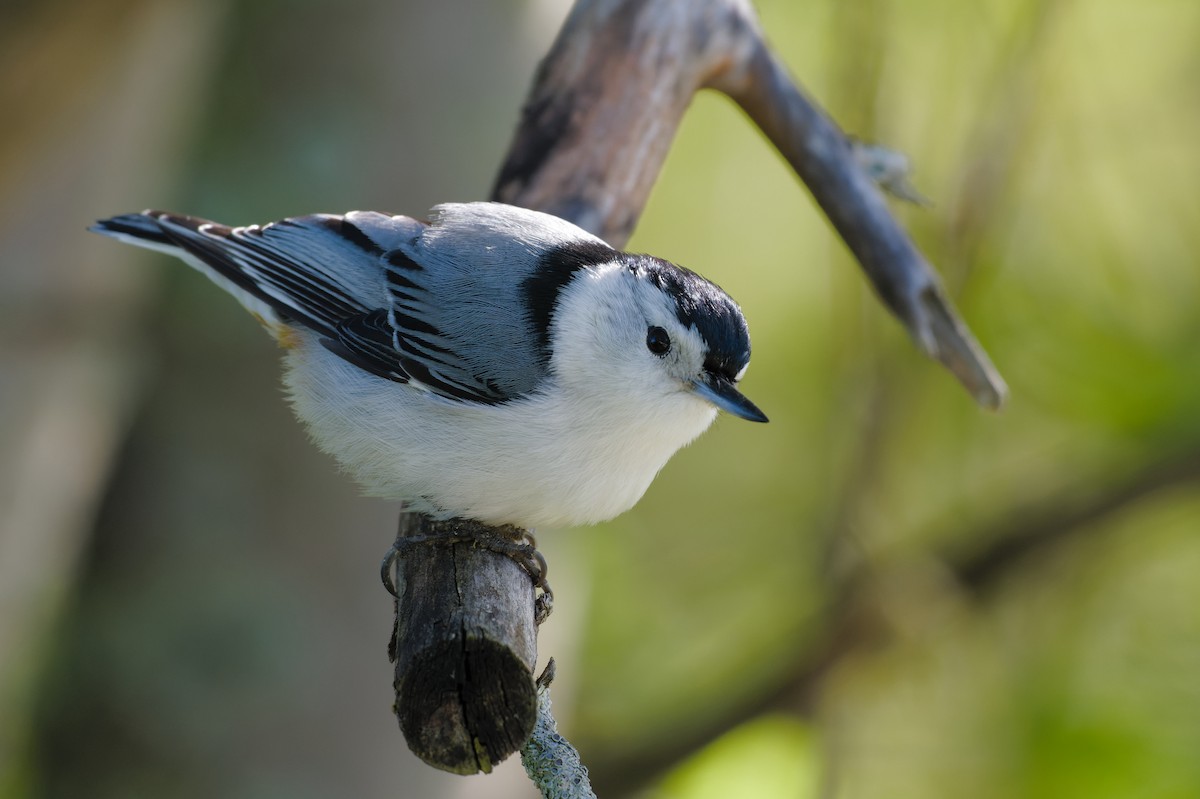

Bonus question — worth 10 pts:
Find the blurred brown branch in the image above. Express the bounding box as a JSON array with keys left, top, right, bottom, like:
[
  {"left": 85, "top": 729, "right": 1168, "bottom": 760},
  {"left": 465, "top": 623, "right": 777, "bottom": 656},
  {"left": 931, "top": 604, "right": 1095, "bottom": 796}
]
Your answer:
[
  {"left": 954, "top": 450, "right": 1200, "bottom": 591},
  {"left": 0, "top": 1, "right": 227, "bottom": 785}
]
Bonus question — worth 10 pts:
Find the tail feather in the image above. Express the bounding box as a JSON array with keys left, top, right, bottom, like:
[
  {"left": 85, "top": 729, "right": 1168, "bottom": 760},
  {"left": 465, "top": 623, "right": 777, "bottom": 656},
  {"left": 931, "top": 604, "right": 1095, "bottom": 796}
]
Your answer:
[
  {"left": 89, "top": 211, "right": 180, "bottom": 246},
  {"left": 90, "top": 210, "right": 382, "bottom": 340}
]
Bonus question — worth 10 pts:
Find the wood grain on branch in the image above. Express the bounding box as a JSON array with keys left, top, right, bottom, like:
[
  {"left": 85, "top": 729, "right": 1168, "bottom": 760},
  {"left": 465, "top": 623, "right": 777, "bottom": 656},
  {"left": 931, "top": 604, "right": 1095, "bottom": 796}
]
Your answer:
[{"left": 388, "top": 515, "right": 538, "bottom": 774}]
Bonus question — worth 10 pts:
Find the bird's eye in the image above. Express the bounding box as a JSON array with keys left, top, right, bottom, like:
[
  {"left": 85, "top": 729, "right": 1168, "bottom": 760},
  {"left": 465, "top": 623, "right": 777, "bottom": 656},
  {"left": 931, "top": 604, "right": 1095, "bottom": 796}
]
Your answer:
[{"left": 646, "top": 326, "right": 671, "bottom": 356}]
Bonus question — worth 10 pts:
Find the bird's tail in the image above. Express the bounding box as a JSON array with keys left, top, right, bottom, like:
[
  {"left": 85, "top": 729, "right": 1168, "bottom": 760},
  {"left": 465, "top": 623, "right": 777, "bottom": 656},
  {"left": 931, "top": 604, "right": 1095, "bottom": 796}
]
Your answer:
[{"left": 91, "top": 210, "right": 377, "bottom": 343}]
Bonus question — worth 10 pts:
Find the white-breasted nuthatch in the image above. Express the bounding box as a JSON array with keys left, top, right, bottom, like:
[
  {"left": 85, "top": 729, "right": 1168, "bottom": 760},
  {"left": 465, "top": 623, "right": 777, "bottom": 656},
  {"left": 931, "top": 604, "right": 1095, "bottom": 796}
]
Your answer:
[{"left": 91, "top": 202, "right": 766, "bottom": 529}]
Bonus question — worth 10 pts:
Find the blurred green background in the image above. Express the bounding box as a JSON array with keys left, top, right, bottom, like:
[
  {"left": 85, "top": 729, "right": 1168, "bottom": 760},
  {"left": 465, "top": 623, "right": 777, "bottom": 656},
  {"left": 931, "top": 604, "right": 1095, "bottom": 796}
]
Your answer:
[{"left": 2, "top": 0, "right": 1198, "bottom": 797}]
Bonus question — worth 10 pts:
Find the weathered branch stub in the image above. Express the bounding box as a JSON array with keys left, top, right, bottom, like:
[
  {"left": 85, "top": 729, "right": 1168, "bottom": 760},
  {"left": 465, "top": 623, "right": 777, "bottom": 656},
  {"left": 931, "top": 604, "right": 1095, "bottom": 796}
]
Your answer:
[{"left": 388, "top": 514, "right": 538, "bottom": 774}]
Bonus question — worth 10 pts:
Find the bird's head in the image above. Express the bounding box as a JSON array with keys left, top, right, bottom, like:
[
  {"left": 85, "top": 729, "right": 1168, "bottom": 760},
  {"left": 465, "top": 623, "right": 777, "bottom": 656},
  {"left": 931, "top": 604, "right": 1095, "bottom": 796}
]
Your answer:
[{"left": 544, "top": 244, "right": 767, "bottom": 425}]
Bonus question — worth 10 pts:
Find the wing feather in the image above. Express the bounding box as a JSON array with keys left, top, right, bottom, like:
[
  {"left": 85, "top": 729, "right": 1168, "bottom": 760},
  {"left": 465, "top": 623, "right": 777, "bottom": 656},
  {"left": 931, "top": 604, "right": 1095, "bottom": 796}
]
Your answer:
[{"left": 92, "top": 203, "right": 603, "bottom": 406}]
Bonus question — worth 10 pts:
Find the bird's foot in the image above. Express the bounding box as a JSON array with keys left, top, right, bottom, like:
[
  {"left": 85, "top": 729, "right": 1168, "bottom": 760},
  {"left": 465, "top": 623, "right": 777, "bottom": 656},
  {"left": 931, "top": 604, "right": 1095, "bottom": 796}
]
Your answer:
[{"left": 381, "top": 518, "right": 553, "bottom": 624}]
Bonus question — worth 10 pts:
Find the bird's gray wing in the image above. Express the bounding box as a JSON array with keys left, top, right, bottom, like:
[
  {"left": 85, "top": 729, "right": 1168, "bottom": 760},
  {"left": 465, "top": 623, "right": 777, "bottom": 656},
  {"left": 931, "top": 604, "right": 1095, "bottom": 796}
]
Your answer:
[
  {"left": 327, "top": 303, "right": 517, "bottom": 404},
  {"left": 252, "top": 208, "right": 540, "bottom": 405},
  {"left": 94, "top": 204, "right": 610, "bottom": 406},
  {"left": 365, "top": 203, "right": 618, "bottom": 405}
]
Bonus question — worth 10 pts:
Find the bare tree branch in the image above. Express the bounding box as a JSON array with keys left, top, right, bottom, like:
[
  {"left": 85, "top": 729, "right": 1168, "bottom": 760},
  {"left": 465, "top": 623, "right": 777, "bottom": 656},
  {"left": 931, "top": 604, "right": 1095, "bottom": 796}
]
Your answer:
[
  {"left": 714, "top": 37, "right": 1006, "bottom": 408},
  {"left": 495, "top": 0, "right": 1006, "bottom": 408},
  {"left": 493, "top": 0, "right": 755, "bottom": 246}
]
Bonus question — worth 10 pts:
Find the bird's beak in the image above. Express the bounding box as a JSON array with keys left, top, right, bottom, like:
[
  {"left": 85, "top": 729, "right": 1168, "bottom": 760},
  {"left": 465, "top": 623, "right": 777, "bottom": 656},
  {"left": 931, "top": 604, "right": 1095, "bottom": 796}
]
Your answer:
[{"left": 689, "top": 373, "right": 768, "bottom": 423}]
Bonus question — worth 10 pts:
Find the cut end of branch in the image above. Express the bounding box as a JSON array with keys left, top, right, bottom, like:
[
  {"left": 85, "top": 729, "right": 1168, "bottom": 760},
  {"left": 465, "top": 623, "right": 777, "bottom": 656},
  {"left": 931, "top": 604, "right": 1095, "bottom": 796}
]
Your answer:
[
  {"left": 389, "top": 514, "right": 540, "bottom": 775},
  {"left": 397, "top": 634, "right": 538, "bottom": 774}
]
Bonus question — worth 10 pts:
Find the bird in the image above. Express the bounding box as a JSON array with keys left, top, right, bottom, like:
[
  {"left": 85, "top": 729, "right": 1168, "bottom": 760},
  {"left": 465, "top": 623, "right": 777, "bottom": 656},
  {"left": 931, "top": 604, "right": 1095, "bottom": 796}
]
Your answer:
[{"left": 91, "top": 202, "right": 766, "bottom": 529}]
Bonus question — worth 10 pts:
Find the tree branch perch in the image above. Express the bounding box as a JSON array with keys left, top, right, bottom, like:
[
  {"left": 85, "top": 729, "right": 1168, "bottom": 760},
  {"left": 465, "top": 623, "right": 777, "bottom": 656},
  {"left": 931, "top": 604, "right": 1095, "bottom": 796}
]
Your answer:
[{"left": 388, "top": 515, "right": 539, "bottom": 774}]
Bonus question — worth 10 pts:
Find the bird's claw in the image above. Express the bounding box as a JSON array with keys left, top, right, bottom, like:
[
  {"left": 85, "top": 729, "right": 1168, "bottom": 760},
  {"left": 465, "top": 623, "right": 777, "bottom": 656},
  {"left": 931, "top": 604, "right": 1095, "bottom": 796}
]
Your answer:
[{"left": 381, "top": 521, "right": 554, "bottom": 624}]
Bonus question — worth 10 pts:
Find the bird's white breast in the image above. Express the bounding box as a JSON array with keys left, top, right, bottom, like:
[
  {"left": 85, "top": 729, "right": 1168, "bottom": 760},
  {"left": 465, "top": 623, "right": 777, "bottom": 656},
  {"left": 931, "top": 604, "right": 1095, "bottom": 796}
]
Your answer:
[{"left": 281, "top": 333, "right": 717, "bottom": 529}]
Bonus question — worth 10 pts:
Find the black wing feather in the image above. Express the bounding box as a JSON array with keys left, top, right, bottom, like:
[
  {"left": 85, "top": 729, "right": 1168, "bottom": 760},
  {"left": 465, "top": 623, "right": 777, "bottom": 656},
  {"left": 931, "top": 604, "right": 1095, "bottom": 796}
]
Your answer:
[
  {"left": 322, "top": 310, "right": 410, "bottom": 382},
  {"left": 320, "top": 305, "right": 512, "bottom": 403},
  {"left": 93, "top": 209, "right": 537, "bottom": 405}
]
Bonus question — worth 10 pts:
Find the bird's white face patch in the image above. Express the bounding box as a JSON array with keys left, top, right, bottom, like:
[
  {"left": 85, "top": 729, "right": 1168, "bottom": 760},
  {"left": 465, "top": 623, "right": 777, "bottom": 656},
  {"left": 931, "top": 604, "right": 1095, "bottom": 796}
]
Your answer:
[{"left": 548, "top": 263, "right": 697, "bottom": 400}]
